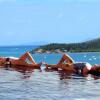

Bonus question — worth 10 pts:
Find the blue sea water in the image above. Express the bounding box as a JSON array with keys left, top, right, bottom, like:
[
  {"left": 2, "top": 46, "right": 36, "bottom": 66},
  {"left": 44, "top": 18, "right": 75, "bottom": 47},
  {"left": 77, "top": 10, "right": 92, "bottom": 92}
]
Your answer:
[{"left": 0, "top": 46, "right": 100, "bottom": 100}]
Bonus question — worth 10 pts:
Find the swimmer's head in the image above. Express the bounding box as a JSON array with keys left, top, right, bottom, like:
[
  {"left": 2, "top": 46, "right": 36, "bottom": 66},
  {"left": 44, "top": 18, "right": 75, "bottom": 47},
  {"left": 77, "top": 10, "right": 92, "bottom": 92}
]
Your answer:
[{"left": 6, "top": 58, "right": 10, "bottom": 62}]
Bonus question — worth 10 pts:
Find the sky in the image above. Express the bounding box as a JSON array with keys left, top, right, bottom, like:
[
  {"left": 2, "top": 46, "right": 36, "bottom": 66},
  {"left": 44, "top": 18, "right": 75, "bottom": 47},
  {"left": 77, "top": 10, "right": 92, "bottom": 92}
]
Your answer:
[{"left": 0, "top": 0, "right": 100, "bottom": 46}]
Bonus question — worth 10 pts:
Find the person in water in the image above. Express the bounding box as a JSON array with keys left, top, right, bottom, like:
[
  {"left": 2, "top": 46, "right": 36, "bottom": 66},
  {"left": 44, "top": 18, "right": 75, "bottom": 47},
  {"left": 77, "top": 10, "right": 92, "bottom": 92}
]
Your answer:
[
  {"left": 0, "top": 52, "right": 42, "bottom": 69},
  {"left": 44, "top": 53, "right": 100, "bottom": 77}
]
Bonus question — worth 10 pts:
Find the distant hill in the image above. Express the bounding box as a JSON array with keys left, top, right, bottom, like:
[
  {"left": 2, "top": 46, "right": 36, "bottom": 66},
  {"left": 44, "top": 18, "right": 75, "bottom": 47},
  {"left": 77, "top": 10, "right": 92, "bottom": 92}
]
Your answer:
[{"left": 31, "top": 38, "right": 100, "bottom": 53}]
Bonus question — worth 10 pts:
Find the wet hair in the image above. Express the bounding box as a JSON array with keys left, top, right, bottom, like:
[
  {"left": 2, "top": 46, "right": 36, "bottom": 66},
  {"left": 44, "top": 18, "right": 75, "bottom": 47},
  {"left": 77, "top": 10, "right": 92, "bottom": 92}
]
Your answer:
[
  {"left": 6, "top": 58, "right": 10, "bottom": 62},
  {"left": 88, "top": 68, "right": 100, "bottom": 76},
  {"left": 5, "top": 58, "right": 11, "bottom": 68}
]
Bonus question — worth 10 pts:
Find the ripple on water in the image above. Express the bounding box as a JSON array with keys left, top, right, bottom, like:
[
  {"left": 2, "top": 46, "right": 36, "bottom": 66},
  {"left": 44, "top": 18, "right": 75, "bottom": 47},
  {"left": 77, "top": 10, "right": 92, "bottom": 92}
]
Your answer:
[{"left": 0, "top": 68, "right": 99, "bottom": 100}]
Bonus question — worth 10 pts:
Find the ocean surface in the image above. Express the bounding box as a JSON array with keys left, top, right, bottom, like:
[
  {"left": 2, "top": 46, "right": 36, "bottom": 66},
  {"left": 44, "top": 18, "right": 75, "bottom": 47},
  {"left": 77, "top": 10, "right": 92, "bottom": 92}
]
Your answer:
[{"left": 0, "top": 46, "right": 100, "bottom": 100}]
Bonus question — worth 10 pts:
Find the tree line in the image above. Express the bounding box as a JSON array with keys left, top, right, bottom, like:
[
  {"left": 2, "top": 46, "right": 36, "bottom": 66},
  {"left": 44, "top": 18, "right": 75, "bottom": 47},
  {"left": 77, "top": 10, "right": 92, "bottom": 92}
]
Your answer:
[{"left": 31, "top": 38, "right": 100, "bottom": 53}]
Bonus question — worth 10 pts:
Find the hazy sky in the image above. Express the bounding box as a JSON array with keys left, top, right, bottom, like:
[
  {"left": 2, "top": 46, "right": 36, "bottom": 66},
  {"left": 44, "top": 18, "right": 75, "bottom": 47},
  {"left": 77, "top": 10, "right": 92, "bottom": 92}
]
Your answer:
[{"left": 0, "top": 0, "right": 100, "bottom": 45}]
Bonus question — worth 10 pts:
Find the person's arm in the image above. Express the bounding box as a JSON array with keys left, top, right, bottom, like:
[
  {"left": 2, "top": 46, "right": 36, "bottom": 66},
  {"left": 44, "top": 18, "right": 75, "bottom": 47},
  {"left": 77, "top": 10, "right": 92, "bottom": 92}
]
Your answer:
[
  {"left": 19, "top": 52, "right": 36, "bottom": 65},
  {"left": 43, "top": 54, "right": 75, "bottom": 70},
  {"left": 58, "top": 54, "right": 75, "bottom": 65}
]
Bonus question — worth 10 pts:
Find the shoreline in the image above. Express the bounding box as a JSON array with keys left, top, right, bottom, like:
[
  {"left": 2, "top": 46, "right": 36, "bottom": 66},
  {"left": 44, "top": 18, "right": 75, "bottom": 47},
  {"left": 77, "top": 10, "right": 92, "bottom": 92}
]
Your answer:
[{"left": 31, "top": 51, "right": 100, "bottom": 54}]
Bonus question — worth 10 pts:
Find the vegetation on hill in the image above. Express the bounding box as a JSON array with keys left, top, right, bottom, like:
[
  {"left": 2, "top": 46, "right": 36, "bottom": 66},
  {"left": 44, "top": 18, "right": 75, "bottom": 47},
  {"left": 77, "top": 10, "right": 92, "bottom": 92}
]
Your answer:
[{"left": 31, "top": 38, "right": 100, "bottom": 53}]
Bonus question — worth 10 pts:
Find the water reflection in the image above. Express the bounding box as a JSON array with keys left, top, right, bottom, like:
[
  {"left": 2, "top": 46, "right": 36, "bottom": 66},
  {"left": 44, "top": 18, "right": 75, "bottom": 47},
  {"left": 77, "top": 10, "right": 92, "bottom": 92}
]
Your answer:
[
  {"left": 58, "top": 70, "right": 73, "bottom": 80},
  {"left": 0, "top": 66, "right": 100, "bottom": 100},
  {"left": 3, "top": 65, "right": 35, "bottom": 79},
  {"left": 44, "top": 67, "right": 100, "bottom": 81}
]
